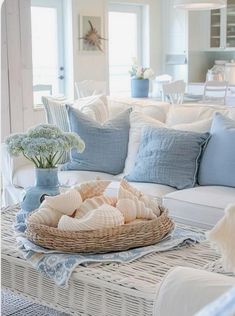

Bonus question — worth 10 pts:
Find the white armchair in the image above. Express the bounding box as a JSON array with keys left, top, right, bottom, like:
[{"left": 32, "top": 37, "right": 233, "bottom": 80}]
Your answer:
[
  {"left": 155, "top": 266, "right": 235, "bottom": 316},
  {"left": 1, "top": 143, "right": 31, "bottom": 206}
]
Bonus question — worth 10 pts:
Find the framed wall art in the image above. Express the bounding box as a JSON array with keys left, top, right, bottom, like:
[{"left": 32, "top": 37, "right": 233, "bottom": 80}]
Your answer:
[{"left": 79, "top": 15, "right": 106, "bottom": 52}]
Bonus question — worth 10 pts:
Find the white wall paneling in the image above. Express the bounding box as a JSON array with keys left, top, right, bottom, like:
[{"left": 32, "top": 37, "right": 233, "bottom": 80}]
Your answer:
[
  {"left": 1, "top": 0, "right": 46, "bottom": 138},
  {"left": 1, "top": 1, "right": 11, "bottom": 141},
  {"left": 5, "top": 0, "right": 24, "bottom": 133}
]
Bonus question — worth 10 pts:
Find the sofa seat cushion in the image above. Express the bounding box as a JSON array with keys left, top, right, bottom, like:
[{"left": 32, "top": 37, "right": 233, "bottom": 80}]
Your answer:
[
  {"left": 12, "top": 165, "right": 176, "bottom": 203},
  {"left": 163, "top": 186, "right": 235, "bottom": 228},
  {"left": 13, "top": 165, "right": 117, "bottom": 189}
]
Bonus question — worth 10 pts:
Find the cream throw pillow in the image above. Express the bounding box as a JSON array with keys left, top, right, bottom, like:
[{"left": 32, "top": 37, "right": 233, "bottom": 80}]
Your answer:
[
  {"left": 123, "top": 111, "right": 165, "bottom": 175},
  {"left": 124, "top": 111, "right": 212, "bottom": 175},
  {"left": 73, "top": 95, "right": 109, "bottom": 123}
]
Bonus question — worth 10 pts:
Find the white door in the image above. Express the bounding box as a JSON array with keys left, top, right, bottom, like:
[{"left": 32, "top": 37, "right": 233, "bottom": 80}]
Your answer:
[
  {"left": 108, "top": 4, "right": 143, "bottom": 96},
  {"left": 31, "top": 0, "right": 65, "bottom": 106}
]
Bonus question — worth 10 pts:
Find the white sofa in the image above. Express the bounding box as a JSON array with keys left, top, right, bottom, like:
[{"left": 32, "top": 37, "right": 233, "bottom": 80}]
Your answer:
[{"left": 2, "top": 98, "right": 235, "bottom": 228}]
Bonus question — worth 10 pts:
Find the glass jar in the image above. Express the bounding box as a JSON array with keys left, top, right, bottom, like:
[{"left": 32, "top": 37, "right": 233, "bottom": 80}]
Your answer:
[{"left": 207, "top": 60, "right": 227, "bottom": 81}]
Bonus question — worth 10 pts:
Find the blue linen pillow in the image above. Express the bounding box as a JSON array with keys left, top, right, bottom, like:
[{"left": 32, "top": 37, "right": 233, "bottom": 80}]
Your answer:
[
  {"left": 198, "top": 113, "right": 235, "bottom": 187},
  {"left": 126, "top": 126, "right": 209, "bottom": 189},
  {"left": 62, "top": 106, "right": 131, "bottom": 175}
]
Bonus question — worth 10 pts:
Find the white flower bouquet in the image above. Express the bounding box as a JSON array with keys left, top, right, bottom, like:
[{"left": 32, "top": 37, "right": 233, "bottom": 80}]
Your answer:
[
  {"left": 129, "top": 59, "right": 155, "bottom": 80},
  {"left": 6, "top": 124, "right": 85, "bottom": 168}
]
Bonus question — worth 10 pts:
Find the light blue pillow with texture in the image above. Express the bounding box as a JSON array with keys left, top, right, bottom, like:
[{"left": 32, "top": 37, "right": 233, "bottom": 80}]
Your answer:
[
  {"left": 62, "top": 106, "right": 131, "bottom": 175},
  {"left": 126, "top": 126, "right": 209, "bottom": 189},
  {"left": 198, "top": 113, "right": 235, "bottom": 187}
]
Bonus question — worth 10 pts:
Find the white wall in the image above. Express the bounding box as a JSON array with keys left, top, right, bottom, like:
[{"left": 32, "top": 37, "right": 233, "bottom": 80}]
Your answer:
[{"left": 71, "top": 0, "right": 109, "bottom": 98}]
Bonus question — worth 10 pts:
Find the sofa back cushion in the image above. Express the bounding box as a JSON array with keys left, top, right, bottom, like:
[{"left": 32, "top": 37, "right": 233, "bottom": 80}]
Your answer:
[
  {"left": 198, "top": 113, "right": 235, "bottom": 187},
  {"left": 166, "top": 104, "right": 235, "bottom": 126},
  {"left": 126, "top": 126, "right": 210, "bottom": 189},
  {"left": 108, "top": 97, "right": 170, "bottom": 122},
  {"left": 62, "top": 106, "right": 131, "bottom": 175}
]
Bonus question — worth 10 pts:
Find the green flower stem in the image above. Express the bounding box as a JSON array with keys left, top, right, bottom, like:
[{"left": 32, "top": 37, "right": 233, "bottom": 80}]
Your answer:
[
  {"left": 53, "top": 152, "right": 65, "bottom": 166},
  {"left": 23, "top": 153, "right": 40, "bottom": 168}
]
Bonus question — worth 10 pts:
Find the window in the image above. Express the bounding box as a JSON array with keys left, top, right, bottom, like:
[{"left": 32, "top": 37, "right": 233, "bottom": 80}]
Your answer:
[
  {"left": 108, "top": 4, "right": 143, "bottom": 95},
  {"left": 31, "top": 0, "right": 65, "bottom": 106}
]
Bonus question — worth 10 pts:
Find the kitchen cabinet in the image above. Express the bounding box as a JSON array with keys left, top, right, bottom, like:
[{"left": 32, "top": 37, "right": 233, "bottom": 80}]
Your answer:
[{"left": 210, "top": 0, "right": 235, "bottom": 50}]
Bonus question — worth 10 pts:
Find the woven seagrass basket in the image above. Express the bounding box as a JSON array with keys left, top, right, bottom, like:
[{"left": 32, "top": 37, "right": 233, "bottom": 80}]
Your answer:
[{"left": 26, "top": 207, "right": 174, "bottom": 253}]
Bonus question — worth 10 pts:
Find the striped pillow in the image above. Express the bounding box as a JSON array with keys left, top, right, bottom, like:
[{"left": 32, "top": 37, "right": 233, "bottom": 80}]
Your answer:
[{"left": 42, "top": 96, "right": 71, "bottom": 164}]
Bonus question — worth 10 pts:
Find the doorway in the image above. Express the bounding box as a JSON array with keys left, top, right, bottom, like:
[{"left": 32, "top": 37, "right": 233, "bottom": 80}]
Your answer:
[
  {"left": 108, "top": 4, "right": 143, "bottom": 95},
  {"left": 31, "top": 0, "right": 65, "bottom": 106}
]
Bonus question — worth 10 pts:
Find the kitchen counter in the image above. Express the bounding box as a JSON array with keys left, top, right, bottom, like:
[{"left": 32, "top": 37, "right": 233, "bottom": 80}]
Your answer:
[{"left": 187, "top": 82, "right": 235, "bottom": 106}]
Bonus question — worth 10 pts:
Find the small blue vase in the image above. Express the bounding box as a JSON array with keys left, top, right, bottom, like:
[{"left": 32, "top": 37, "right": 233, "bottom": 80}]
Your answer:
[
  {"left": 131, "top": 78, "right": 149, "bottom": 98},
  {"left": 21, "top": 168, "right": 60, "bottom": 213}
]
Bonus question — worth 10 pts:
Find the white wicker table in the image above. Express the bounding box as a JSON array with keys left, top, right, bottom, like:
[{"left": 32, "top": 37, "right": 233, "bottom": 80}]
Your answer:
[{"left": 2, "top": 206, "right": 220, "bottom": 316}]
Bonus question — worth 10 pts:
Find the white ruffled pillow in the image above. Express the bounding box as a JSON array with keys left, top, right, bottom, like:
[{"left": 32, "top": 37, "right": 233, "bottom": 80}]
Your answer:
[
  {"left": 74, "top": 95, "right": 109, "bottom": 123},
  {"left": 124, "top": 111, "right": 212, "bottom": 175}
]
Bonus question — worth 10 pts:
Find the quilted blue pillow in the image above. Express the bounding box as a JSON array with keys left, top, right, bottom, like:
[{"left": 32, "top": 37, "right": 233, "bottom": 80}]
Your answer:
[
  {"left": 62, "top": 106, "right": 131, "bottom": 175},
  {"left": 198, "top": 113, "right": 235, "bottom": 187},
  {"left": 126, "top": 126, "right": 209, "bottom": 189}
]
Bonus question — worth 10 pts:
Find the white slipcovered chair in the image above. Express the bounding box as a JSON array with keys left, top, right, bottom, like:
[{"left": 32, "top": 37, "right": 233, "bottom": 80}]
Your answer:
[
  {"left": 155, "top": 266, "right": 235, "bottom": 316},
  {"left": 202, "top": 81, "right": 229, "bottom": 106},
  {"left": 75, "top": 80, "right": 107, "bottom": 98},
  {"left": 162, "top": 80, "right": 186, "bottom": 105}
]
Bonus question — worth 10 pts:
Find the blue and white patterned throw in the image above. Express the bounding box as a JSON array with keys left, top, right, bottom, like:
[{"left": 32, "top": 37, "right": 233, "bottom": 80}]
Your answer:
[{"left": 16, "top": 226, "right": 205, "bottom": 288}]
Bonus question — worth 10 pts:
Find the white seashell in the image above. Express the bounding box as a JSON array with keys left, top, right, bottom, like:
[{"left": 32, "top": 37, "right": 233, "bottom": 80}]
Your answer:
[
  {"left": 116, "top": 199, "right": 136, "bottom": 223},
  {"left": 28, "top": 207, "right": 62, "bottom": 227},
  {"left": 139, "top": 196, "right": 161, "bottom": 216},
  {"left": 74, "top": 180, "right": 111, "bottom": 201},
  {"left": 45, "top": 189, "right": 82, "bottom": 215},
  {"left": 116, "top": 197, "right": 157, "bottom": 223},
  {"left": 75, "top": 195, "right": 117, "bottom": 218},
  {"left": 120, "top": 179, "right": 142, "bottom": 198},
  {"left": 119, "top": 180, "right": 161, "bottom": 216},
  {"left": 58, "top": 204, "right": 124, "bottom": 231}
]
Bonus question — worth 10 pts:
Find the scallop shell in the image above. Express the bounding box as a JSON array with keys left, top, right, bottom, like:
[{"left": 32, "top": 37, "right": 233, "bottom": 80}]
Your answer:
[
  {"left": 119, "top": 180, "right": 161, "bottom": 216},
  {"left": 75, "top": 195, "right": 117, "bottom": 218},
  {"left": 44, "top": 189, "right": 82, "bottom": 215},
  {"left": 116, "top": 197, "right": 157, "bottom": 223},
  {"left": 58, "top": 204, "right": 124, "bottom": 231},
  {"left": 28, "top": 207, "right": 62, "bottom": 227},
  {"left": 74, "top": 180, "right": 111, "bottom": 201}
]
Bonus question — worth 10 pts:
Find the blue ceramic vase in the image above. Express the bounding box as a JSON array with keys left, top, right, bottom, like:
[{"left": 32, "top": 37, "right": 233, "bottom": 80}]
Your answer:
[
  {"left": 131, "top": 78, "right": 149, "bottom": 98},
  {"left": 21, "top": 168, "right": 60, "bottom": 213}
]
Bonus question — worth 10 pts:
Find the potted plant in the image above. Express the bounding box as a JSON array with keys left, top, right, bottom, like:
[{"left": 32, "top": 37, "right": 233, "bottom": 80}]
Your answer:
[
  {"left": 6, "top": 124, "right": 85, "bottom": 216},
  {"left": 129, "top": 59, "right": 155, "bottom": 98}
]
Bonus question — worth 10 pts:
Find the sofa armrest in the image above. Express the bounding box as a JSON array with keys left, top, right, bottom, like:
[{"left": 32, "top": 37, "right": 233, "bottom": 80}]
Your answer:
[
  {"left": 1, "top": 143, "right": 32, "bottom": 187},
  {"left": 154, "top": 267, "right": 235, "bottom": 316}
]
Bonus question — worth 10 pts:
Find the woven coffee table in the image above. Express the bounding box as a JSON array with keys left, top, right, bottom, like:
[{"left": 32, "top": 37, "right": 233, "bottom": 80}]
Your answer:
[{"left": 2, "top": 205, "right": 220, "bottom": 316}]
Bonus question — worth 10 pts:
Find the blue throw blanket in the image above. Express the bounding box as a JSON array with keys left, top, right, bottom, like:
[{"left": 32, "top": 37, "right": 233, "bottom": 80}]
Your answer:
[{"left": 16, "top": 226, "right": 205, "bottom": 288}]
